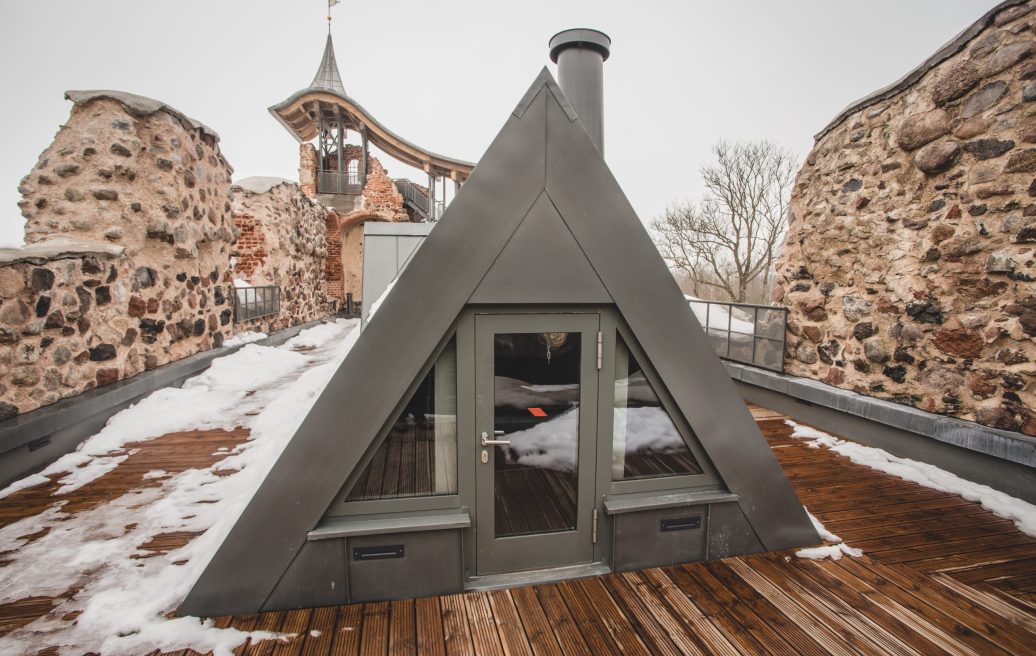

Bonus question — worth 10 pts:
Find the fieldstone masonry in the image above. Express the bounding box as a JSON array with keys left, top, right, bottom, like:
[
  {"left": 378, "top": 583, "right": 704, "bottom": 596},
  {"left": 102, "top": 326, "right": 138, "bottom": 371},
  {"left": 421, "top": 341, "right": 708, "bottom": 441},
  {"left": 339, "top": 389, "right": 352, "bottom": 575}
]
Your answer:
[
  {"left": 0, "top": 93, "right": 337, "bottom": 420},
  {"left": 775, "top": 0, "right": 1036, "bottom": 435},
  {"left": 230, "top": 178, "right": 331, "bottom": 333}
]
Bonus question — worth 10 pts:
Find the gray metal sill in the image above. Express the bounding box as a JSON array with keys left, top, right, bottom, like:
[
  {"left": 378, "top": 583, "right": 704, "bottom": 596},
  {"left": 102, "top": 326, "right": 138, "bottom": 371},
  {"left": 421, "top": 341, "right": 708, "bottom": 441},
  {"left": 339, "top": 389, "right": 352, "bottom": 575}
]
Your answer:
[
  {"left": 308, "top": 508, "right": 471, "bottom": 540},
  {"left": 465, "top": 562, "right": 611, "bottom": 592},
  {"left": 603, "top": 490, "right": 738, "bottom": 515}
]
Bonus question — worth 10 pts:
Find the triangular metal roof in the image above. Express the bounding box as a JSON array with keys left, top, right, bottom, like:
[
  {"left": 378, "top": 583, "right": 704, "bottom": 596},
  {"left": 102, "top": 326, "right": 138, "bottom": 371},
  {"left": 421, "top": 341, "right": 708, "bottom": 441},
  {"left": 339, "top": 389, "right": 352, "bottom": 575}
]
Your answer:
[
  {"left": 309, "top": 33, "right": 345, "bottom": 93},
  {"left": 182, "top": 68, "right": 818, "bottom": 615}
]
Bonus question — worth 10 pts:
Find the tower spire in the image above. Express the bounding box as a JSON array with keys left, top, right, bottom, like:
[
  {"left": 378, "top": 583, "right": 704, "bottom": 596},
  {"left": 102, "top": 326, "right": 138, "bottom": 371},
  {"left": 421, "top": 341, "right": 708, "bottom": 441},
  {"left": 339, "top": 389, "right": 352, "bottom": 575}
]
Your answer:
[{"left": 310, "top": 32, "right": 345, "bottom": 93}]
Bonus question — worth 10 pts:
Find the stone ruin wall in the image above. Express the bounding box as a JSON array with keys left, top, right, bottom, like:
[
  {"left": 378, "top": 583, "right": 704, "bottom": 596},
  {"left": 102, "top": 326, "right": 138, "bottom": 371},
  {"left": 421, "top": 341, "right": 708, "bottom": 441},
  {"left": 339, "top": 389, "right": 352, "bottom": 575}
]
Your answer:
[
  {"left": 298, "top": 141, "right": 408, "bottom": 304},
  {"left": 775, "top": 0, "right": 1036, "bottom": 435},
  {"left": 1, "top": 93, "right": 238, "bottom": 419},
  {"left": 0, "top": 94, "right": 337, "bottom": 420},
  {"left": 230, "top": 180, "right": 331, "bottom": 333}
]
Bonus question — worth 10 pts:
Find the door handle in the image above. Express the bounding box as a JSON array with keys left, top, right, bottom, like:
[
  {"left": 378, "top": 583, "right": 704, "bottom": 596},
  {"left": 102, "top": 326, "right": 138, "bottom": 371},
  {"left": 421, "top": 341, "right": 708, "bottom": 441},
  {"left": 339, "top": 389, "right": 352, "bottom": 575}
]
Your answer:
[{"left": 481, "top": 431, "right": 511, "bottom": 446}]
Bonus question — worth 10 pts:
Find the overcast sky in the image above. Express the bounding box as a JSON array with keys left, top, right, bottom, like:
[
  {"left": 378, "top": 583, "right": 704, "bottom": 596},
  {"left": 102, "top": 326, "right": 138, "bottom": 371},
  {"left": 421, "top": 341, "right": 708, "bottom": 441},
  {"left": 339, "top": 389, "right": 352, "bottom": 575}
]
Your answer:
[{"left": 0, "top": 0, "right": 1002, "bottom": 246}]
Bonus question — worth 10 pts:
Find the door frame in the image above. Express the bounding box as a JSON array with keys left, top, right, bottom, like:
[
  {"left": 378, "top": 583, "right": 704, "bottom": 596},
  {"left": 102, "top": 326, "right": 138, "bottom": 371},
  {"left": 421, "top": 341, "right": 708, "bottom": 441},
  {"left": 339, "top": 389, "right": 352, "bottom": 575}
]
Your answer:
[{"left": 473, "top": 311, "right": 601, "bottom": 575}]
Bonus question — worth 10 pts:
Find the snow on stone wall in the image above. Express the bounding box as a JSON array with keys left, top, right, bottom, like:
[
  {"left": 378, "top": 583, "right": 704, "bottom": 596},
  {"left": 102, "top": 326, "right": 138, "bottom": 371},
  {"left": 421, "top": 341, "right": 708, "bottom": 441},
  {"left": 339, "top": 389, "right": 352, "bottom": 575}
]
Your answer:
[
  {"left": 230, "top": 178, "right": 331, "bottom": 332},
  {"left": 775, "top": 0, "right": 1036, "bottom": 435}
]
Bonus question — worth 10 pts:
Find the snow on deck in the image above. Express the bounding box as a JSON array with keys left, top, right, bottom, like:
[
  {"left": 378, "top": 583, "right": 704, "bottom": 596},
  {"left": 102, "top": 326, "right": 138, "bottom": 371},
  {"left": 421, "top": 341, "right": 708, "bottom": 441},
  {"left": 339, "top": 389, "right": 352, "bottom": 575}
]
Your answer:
[
  {"left": 0, "top": 329, "right": 1035, "bottom": 653},
  {"left": 0, "top": 319, "right": 360, "bottom": 655}
]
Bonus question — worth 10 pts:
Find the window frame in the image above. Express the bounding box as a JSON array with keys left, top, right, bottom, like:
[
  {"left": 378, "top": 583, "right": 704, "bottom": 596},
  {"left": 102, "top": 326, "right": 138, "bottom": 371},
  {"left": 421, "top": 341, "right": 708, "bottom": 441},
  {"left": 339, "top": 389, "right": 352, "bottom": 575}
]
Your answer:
[
  {"left": 596, "top": 313, "right": 720, "bottom": 496},
  {"left": 329, "top": 330, "right": 462, "bottom": 517}
]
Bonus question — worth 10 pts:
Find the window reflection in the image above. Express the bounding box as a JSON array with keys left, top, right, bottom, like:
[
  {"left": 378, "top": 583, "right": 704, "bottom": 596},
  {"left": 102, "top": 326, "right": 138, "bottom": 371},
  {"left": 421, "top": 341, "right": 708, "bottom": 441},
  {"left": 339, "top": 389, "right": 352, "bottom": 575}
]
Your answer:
[
  {"left": 613, "top": 337, "right": 702, "bottom": 480},
  {"left": 346, "top": 337, "right": 458, "bottom": 500},
  {"left": 493, "top": 332, "right": 580, "bottom": 537}
]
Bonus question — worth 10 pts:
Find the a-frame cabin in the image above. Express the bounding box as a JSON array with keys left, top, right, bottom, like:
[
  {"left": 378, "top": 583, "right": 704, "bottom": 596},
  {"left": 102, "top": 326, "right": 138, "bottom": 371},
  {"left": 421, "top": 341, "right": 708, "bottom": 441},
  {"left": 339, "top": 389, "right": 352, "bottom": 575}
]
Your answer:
[{"left": 182, "top": 30, "right": 818, "bottom": 616}]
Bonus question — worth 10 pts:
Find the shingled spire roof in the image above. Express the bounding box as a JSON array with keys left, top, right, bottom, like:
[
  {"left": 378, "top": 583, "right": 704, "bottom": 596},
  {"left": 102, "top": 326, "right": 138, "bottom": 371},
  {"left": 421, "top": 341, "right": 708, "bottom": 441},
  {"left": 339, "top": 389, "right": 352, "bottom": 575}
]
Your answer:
[{"left": 309, "top": 33, "right": 345, "bottom": 93}]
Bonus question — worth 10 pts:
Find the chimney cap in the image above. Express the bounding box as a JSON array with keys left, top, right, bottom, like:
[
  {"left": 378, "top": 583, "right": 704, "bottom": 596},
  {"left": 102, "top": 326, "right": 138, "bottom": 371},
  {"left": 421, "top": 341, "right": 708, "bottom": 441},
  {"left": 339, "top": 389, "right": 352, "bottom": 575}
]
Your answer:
[{"left": 549, "top": 28, "right": 611, "bottom": 63}]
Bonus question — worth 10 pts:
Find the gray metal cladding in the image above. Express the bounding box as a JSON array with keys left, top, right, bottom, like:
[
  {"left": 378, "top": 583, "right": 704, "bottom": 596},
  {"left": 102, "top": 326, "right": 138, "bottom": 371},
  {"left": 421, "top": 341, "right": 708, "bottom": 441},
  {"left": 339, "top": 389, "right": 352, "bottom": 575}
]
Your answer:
[{"left": 180, "top": 68, "right": 818, "bottom": 617}]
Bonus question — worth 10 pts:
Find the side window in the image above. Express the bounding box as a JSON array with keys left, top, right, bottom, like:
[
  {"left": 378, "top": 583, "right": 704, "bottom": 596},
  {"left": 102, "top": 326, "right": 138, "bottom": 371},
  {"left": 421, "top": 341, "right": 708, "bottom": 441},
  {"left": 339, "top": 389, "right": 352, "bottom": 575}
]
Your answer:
[
  {"left": 346, "top": 337, "right": 458, "bottom": 500},
  {"left": 612, "top": 336, "right": 702, "bottom": 481}
]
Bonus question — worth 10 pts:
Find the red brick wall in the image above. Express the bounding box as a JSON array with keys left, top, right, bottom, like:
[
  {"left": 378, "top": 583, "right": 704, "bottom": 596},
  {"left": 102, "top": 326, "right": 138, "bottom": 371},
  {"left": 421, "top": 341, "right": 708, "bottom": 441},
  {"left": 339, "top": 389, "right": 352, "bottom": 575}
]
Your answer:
[
  {"left": 362, "top": 157, "right": 406, "bottom": 221},
  {"left": 324, "top": 210, "right": 344, "bottom": 301},
  {"left": 231, "top": 214, "right": 268, "bottom": 278}
]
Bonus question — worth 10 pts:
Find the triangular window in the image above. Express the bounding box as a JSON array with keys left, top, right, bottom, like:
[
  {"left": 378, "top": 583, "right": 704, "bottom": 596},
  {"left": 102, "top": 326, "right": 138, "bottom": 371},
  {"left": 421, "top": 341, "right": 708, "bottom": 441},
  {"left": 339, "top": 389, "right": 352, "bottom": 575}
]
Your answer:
[
  {"left": 345, "top": 337, "right": 458, "bottom": 500},
  {"left": 612, "top": 337, "right": 702, "bottom": 480}
]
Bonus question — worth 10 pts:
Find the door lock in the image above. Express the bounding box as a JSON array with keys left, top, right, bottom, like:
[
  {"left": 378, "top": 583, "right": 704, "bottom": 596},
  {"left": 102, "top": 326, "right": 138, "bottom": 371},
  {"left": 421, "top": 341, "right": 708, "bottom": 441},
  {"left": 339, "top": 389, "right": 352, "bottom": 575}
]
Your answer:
[{"left": 481, "top": 431, "right": 511, "bottom": 446}]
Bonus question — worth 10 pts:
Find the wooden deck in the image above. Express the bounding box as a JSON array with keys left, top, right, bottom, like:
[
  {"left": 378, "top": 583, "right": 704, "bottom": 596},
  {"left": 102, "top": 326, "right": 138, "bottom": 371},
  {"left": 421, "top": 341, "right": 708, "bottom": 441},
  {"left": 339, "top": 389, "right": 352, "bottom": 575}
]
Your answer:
[{"left": 3, "top": 406, "right": 1035, "bottom": 654}]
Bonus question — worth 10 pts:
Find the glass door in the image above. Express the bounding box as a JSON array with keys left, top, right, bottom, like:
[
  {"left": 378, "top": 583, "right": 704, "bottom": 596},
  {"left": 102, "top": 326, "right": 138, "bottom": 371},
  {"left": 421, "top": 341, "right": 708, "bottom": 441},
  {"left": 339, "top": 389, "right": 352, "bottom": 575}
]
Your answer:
[{"left": 474, "top": 313, "right": 599, "bottom": 575}]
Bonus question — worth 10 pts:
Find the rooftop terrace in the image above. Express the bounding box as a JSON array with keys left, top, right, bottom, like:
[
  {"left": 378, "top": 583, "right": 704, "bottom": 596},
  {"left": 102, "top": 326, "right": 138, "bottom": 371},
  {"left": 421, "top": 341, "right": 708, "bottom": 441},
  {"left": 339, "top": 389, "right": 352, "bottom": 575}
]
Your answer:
[{"left": 1, "top": 402, "right": 1033, "bottom": 654}]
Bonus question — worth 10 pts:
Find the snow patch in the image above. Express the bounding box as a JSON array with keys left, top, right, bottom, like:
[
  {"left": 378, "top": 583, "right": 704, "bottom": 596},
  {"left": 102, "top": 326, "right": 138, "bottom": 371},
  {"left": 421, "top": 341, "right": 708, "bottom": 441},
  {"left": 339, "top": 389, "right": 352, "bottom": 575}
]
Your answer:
[
  {"left": 0, "top": 319, "right": 361, "bottom": 655},
  {"left": 787, "top": 420, "right": 1036, "bottom": 538},
  {"left": 0, "top": 473, "right": 50, "bottom": 500},
  {"left": 796, "top": 509, "right": 862, "bottom": 561},
  {"left": 796, "top": 543, "right": 863, "bottom": 561},
  {"left": 222, "top": 330, "right": 267, "bottom": 348}
]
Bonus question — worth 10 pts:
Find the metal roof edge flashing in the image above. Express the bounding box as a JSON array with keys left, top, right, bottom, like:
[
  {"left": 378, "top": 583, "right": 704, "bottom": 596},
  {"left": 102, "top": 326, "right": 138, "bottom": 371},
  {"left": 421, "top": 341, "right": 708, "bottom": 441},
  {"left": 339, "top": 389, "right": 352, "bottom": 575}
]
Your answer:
[{"left": 727, "top": 361, "right": 1036, "bottom": 468}]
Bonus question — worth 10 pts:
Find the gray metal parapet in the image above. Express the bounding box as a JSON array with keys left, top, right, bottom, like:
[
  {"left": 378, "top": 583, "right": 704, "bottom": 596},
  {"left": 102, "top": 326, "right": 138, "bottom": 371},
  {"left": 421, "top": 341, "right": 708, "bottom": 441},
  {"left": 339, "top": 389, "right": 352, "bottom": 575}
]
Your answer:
[
  {"left": 726, "top": 361, "right": 1036, "bottom": 504},
  {"left": 0, "top": 318, "right": 331, "bottom": 488}
]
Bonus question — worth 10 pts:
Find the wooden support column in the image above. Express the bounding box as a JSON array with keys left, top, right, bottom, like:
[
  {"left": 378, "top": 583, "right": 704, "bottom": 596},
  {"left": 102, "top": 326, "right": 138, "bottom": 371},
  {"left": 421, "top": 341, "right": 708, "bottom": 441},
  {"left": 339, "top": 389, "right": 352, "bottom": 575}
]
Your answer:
[
  {"left": 335, "top": 106, "right": 344, "bottom": 194},
  {"left": 317, "top": 104, "right": 326, "bottom": 171}
]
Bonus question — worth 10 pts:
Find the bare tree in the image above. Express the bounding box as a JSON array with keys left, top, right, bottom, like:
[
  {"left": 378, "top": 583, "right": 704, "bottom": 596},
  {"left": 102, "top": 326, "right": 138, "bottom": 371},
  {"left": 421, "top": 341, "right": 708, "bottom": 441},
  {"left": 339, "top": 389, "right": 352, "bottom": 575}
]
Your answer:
[{"left": 652, "top": 140, "right": 796, "bottom": 304}]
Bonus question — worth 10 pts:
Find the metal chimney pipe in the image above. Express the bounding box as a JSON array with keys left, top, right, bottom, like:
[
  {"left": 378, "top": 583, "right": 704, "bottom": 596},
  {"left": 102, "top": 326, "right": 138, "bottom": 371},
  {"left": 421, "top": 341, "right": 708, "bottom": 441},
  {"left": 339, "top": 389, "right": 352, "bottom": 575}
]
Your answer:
[{"left": 549, "top": 28, "right": 611, "bottom": 155}]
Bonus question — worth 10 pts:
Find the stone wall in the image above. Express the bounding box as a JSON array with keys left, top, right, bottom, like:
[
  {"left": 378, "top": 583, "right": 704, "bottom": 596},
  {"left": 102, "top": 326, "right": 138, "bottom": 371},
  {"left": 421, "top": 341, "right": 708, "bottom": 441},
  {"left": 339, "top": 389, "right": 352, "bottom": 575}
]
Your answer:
[
  {"left": 230, "top": 178, "right": 332, "bottom": 332},
  {"left": 1, "top": 91, "right": 239, "bottom": 418},
  {"left": 775, "top": 0, "right": 1036, "bottom": 435}
]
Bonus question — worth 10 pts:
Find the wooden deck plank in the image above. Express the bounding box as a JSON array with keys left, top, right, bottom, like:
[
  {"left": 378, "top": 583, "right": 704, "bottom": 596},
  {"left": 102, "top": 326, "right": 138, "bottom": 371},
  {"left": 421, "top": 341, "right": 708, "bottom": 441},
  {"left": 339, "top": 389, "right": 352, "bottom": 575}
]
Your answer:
[
  {"left": 668, "top": 562, "right": 797, "bottom": 656},
  {"left": 746, "top": 556, "right": 892, "bottom": 656},
  {"left": 639, "top": 568, "right": 745, "bottom": 656},
  {"left": 842, "top": 558, "right": 1029, "bottom": 656},
  {"left": 702, "top": 560, "right": 828, "bottom": 656},
  {"left": 724, "top": 558, "right": 857, "bottom": 656},
  {"left": 486, "top": 589, "right": 535, "bottom": 656},
  {"left": 243, "top": 611, "right": 286, "bottom": 656},
  {"left": 328, "top": 605, "right": 363, "bottom": 656},
  {"left": 530, "top": 583, "right": 598, "bottom": 655},
  {"left": 615, "top": 571, "right": 708, "bottom": 656},
  {"left": 440, "top": 594, "right": 475, "bottom": 656},
  {"left": 463, "top": 591, "right": 505, "bottom": 656},
  {"left": 300, "top": 605, "right": 336, "bottom": 656},
  {"left": 357, "top": 601, "right": 390, "bottom": 656},
  {"left": 507, "top": 587, "right": 565, "bottom": 656},
  {"left": 270, "top": 608, "right": 312, "bottom": 656},
  {"left": 793, "top": 558, "right": 959, "bottom": 656},
  {"left": 388, "top": 598, "right": 416, "bottom": 655},
  {"left": 2, "top": 402, "right": 1035, "bottom": 655},
  {"left": 567, "top": 576, "right": 651, "bottom": 656},
  {"left": 548, "top": 580, "right": 626, "bottom": 656},
  {"left": 414, "top": 596, "right": 447, "bottom": 656},
  {"left": 600, "top": 572, "right": 683, "bottom": 655}
]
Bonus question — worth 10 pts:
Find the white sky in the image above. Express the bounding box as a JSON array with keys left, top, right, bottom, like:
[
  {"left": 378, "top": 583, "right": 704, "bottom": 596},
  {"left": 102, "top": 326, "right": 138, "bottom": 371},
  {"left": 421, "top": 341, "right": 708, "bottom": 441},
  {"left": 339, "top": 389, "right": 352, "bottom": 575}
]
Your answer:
[{"left": 0, "top": 0, "right": 1002, "bottom": 246}]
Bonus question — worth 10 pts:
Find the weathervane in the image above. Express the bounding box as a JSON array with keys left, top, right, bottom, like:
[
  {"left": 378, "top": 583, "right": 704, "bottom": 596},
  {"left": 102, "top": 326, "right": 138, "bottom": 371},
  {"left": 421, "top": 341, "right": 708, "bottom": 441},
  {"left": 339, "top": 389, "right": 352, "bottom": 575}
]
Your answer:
[{"left": 327, "top": 0, "right": 338, "bottom": 30}]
